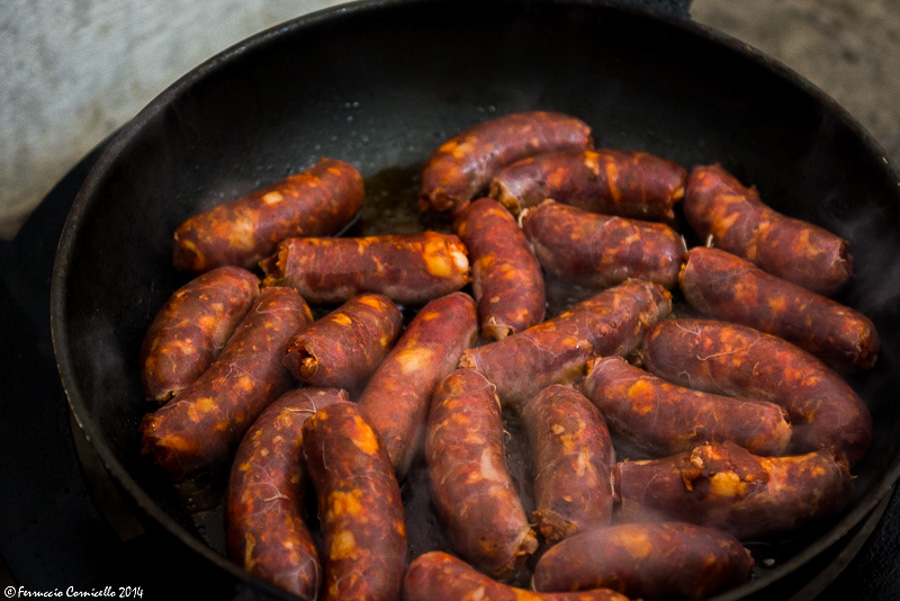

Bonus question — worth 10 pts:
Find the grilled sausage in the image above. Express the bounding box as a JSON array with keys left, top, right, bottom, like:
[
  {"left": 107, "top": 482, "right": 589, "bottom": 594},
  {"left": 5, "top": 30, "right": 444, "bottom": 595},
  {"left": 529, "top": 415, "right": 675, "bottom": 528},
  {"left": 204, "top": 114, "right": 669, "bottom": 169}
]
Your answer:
[
  {"left": 225, "top": 387, "right": 347, "bottom": 599},
  {"left": 520, "top": 385, "right": 616, "bottom": 542},
  {"left": 679, "top": 246, "right": 879, "bottom": 371},
  {"left": 140, "top": 286, "right": 312, "bottom": 476},
  {"left": 532, "top": 522, "right": 754, "bottom": 601},
  {"left": 613, "top": 441, "right": 854, "bottom": 540},
  {"left": 403, "top": 552, "right": 634, "bottom": 601},
  {"left": 683, "top": 163, "right": 851, "bottom": 295},
  {"left": 140, "top": 266, "right": 260, "bottom": 403},
  {"left": 583, "top": 356, "right": 792, "bottom": 457},
  {"left": 459, "top": 279, "right": 672, "bottom": 408},
  {"left": 641, "top": 318, "right": 872, "bottom": 465},
  {"left": 490, "top": 148, "right": 686, "bottom": 221},
  {"left": 453, "top": 197, "right": 545, "bottom": 339},
  {"left": 419, "top": 111, "right": 593, "bottom": 214},
  {"left": 173, "top": 158, "right": 364, "bottom": 272},
  {"left": 302, "top": 401, "right": 407, "bottom": 601},
  {"left": 259, "top": 231, "right": 470, "bottom": 305},
  {"left": 282, "top": 293, "right": 403, "bottom": 393},
  {"left": 521, "top": 201, "right": 686, "bottom": 290},
  {"left": 425, "top": 368, "right": 538, "bottom": 579},
  {"left": 357, "top": 292, "right": 478, "bottom": 478}
]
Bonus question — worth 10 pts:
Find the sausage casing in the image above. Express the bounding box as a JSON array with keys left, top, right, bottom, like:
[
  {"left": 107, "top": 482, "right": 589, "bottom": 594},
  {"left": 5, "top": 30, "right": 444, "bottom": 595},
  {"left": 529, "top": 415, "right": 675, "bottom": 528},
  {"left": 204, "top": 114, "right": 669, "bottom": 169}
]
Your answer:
[
  {"left": 225, "top": 387, "right": 347, "bottom": 599},
  {"left": 520, "top": 385, "right": 616, "bottom": 542},
  {"left": 302, "top": 401, "right": 407, "bottom": 601},
  {"left": 140, "top": 266, "right": 259, "bottom": 402},
  {"left": 453, "top": 197, "right": 545, "bottom": 339},
  {"left": 173, "top": 158, "right": 364, "bottom": 272}
]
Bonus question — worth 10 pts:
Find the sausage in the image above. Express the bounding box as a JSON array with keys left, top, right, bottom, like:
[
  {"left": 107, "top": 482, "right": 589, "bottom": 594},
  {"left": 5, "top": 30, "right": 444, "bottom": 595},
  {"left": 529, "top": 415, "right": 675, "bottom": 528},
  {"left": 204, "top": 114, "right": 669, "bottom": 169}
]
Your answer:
[
  {"left": 403, "top": 551, "right": 634, "bottom": 601},
  {"left": 140, "top": 286, "right": 313, "bottom": 476},
  {"left": 173, "top": 158, "right": 364, "bottom": 272},
  {"left": 419, "top": 111, "right": 593, "bottom": 214},
  {"left": 521, "top": 201, "right": 686, "bottom": 290},
  {"left": 679, "top": 246, "right": 879, "bottom": 371},
  {"left": 641, "top": 318, "right": 872, "bottom": 465},
  {"left": 613, "top": 441, "right": 855, "bottom": 540},
  {"left": 225, "top": 387, "right": 347, "bottom": 599},
  {"left": 583, "top": 356, "right": 792, "bottom": 457},
  {"left": 532, "top": 522, "right": 753, "bottom": 601},
  {"left": 490, "top": 148, "right": 686, "bottom": 221},
  {"left": 302, "top": 401, "right": 407, "bottom": 601},
  {"left": 459, "top": 279, "right": 672, "bottom": 408},
  {"left": 682, "top": 163, "right": 851, "bottom": 295},
  {"left": 520, "top": 385, "right": 616, "bottom": 543},
  {"left": 357, "top": 292, "right": 479, "bottom": 478},
  {"left": 259, "top": 231, "right": 470, "bottom": 305},
  {"left": 452, "top": 197, "right": 546, "bottom": 339},
  {"left": 139, "top": 266, "right": 260, "bottom": 403},
  {"left": 425, "top": 368, "right": 538, "bottom": 579},
  {"left": 282, "top": 293, "right": 403, "bottom": 393}
]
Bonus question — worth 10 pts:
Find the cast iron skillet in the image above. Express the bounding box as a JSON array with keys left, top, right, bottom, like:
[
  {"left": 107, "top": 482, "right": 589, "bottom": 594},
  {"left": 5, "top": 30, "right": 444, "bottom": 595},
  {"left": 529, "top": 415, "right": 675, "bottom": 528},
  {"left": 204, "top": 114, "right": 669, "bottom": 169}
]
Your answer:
[{"left": 51, "top": 0, "right": 900, "bottom": 599}]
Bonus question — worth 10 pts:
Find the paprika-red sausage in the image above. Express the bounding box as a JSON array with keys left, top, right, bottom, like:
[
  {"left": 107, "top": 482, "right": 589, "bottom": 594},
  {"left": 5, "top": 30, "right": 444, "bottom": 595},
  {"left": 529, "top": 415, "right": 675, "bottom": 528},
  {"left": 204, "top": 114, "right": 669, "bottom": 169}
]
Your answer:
[
  {"left": 173, "top": 158, "right": 364, "bottom": 272},
  {"left": 682, "top": 163, "right": 851, "bottom": 295},
  {"left": 225, "top": 387, "right": 346, "bottom": 599},
  {"left": 641, "top": 318, "right": 872, "bottom": 465},
  {"left": 419, "top": 111, "right": 593, "bottom": 214},
  {"left": 140, "top": 266, "right": 259, "bottom": 402}
]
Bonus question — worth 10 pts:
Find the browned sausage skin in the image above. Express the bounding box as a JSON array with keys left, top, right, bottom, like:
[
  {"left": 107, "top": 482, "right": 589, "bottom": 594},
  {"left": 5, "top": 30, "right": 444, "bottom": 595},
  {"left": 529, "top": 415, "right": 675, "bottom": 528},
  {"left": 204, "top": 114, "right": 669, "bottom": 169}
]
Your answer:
[
  {"left": 225, "top": 387, "right": 347, "bottom": 599},
  {"left": 302, "top": 401, "right": 407, "bottom": 601},
  {"left": 140, "top": 266, "right": 259, "bottom": 402},
  {"left": 140, "top": 286, "right": 313, "bottom": 477},
  {"left": 490, "top": 148, "right": 686, "bottom": 221},
  {"left": 532, "top": 522, "right": 754, "bottom": 601},
  {"left": 173, "top": 158, "right": 364, "bottom": 272},
  {"left": 419, "top": 111, "right": 593, "bottom": 214},
  {"left": 613, "top": 441, "right": 854, "bottom": 540},
  {"left": 260, "top": 231, "right": 470, "bottom": 305},
  {"left": 453, "top": 197, "right": 546, "bottom": 339},
  {"left": 583, "top": 356, "right": 791, "bottom": 457},
  {"left": 403, "top": 552, "right": 634, "bottom": 601},
  {"left": 425, "top": 368, "right": 538, "bottom": 579},
  {"left": 520, "top": 385, "right": 616, "bottom": 542},
  {"left": 521, "top": 201, "right": 686, "bottom": 290},
  {"left": 357, "top": 292, "right": 478, "bottom": 478},
  {"left": 683, "top": 163, "right": 851, "bottom": 295},
  {"left": 641, "top": 318, "right": 872, "bottom": 465},
  {"left": 679, "top": 246, "right": 879, "bottom": 371}
]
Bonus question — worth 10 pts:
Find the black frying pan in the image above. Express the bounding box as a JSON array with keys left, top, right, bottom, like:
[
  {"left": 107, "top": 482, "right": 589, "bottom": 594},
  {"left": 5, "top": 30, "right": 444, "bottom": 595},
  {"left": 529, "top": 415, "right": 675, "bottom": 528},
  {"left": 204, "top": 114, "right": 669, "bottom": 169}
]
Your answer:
[{"left": 51, "top": 1, "right": 900, "bottom": 599}]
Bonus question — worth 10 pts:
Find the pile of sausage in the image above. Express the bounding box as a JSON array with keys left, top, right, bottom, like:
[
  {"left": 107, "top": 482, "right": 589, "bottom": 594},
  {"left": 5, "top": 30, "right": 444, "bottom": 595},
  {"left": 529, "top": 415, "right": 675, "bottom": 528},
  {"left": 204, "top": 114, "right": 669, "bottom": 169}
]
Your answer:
[{"left": 136, "top": 111, "right": 879, "bottom": 601}]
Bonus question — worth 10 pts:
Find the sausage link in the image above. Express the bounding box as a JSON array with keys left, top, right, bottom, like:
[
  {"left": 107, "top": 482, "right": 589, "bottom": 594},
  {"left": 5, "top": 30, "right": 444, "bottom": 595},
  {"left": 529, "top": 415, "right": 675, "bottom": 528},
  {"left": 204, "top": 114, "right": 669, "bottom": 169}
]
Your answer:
[
  {"left": 283, "top": 294, "right": 403, "bottom": 393},
  {"left": 613, "top": 441, "right": 854, "bottom": 540},
  {"left": 173, "top": 158, "right": 364, "bottom": 272},
  {"left": 459, "top": 279, "right": 672, "bottom": 408},
  {"left": 641, "top": 318, "right": 872, "bottom": 465},
  {"left": 260, "top": 231, "right": 470, "bottom": 305},
  {"left": 583, "top": 356, "right": 791, "bottom": 457},
  {"left": 140, "top": 287, "right": 313, "bottom": 476},
  {"left": 490, "top": 148, "right": 685, "bottom": 221},
  {"left": 521, "top": 201, "right": 686, "bottom": 290},
  {"left": 140, "top": 266, "right": 260, "bottom": 402},
  {"left": 683, "top": 163, "right": 851, "bottom": 295},
  {"left": 419, "top": 111, "right": 593, "bottom": 213},
  {"left": 679, "top": 246, "right": 879, "bottom": 371},
  {"left": 357, "top": 292, "right": 478, "bottom": 478},
  {"left": 425, "top": 368, "right": 538, "bottom": 579},
  {"left": 403, "top": 552, "right": 634, "bottom": 601},
  {"left": 225, "top": 387, "right": 347, "bottom": 599},
  {"left": 453, "top": 198, "right": 546, "bottom": 339},
  {"left": 302, "top": 401, "right": 407, "bottom": 601},
  {"left": 520, "top": 385, "right": 616, "bottom": 542}
]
